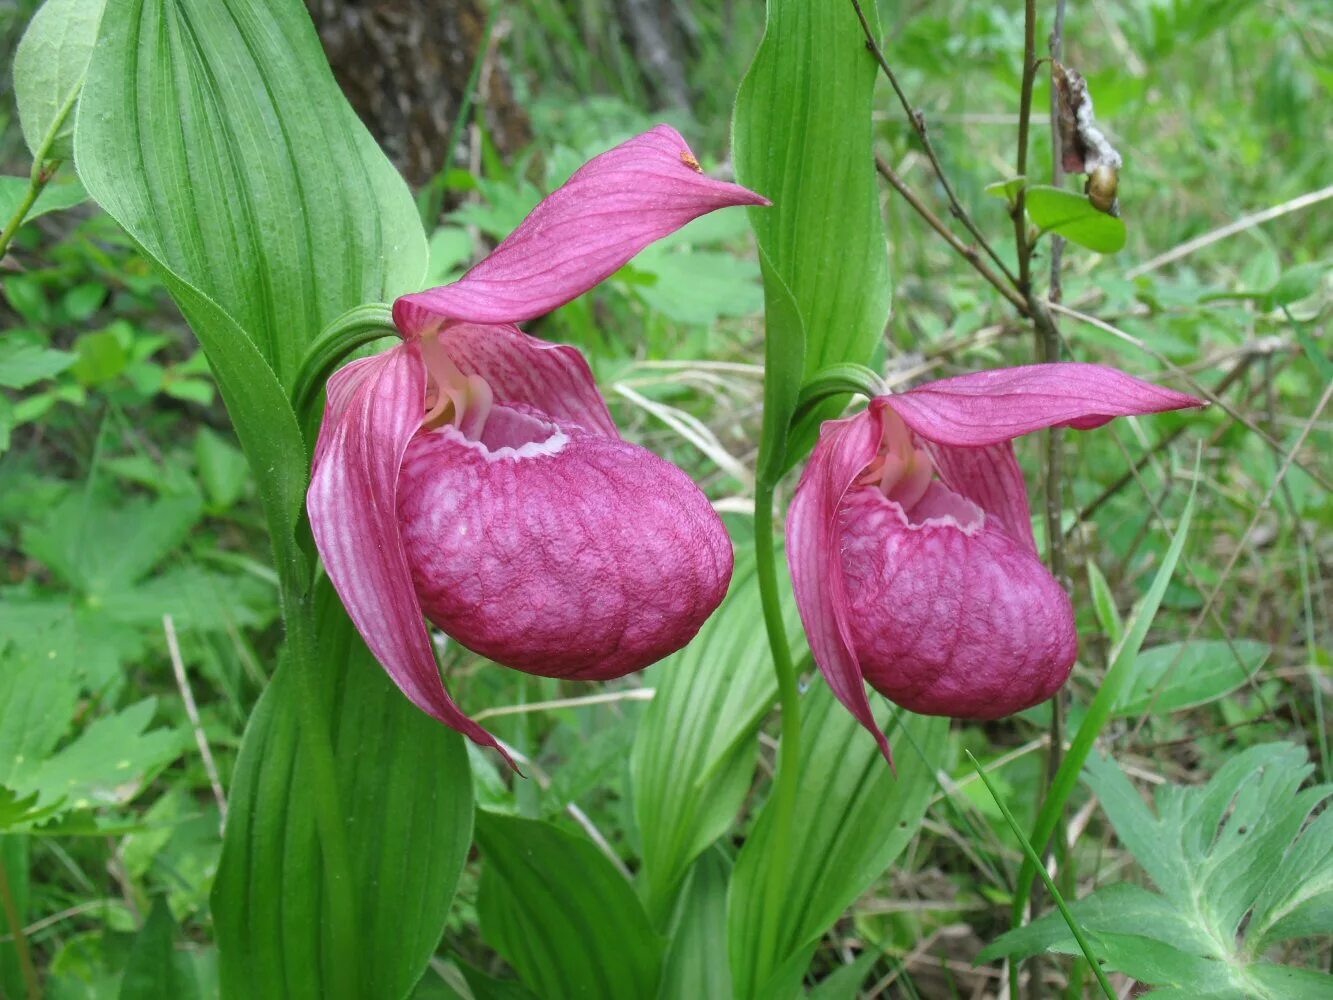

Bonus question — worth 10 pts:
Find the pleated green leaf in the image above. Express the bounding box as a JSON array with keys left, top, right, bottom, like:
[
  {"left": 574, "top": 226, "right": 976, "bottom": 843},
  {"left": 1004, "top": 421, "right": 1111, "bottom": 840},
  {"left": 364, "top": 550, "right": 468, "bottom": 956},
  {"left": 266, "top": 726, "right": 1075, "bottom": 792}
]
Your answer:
[
  {"left": 75, "top": 0, "right": 427, "bottom": 388},
  {"left": 630, "top": 552, "right": 800, "bottom": 922},
  {"left": 212, "top": 581, "right": 474, "bottom": 1000},
  {"left": 476, "top": 812, "right": 664, "bottom": 1000},
  {"left": 657, "top": 848, "right": 734, "bottom": 1000},
  {"left": 728, "top": 685, "right": 947, "bottom": 999},
  {"left": 733, "top": 0, "right": 891, "bottom": 476}
]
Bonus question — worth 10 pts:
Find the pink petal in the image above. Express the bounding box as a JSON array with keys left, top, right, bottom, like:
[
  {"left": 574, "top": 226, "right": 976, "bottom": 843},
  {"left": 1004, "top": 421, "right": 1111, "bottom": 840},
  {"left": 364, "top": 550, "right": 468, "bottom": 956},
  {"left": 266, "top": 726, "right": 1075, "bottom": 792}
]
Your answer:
[
  {"left": 923, "top": 441, "right": 1039, "bottom": 553},
  {"left": 786, "top": 406, "right": 894, "bottom": 763},
  {"left": 395, "top": 406, "right": 733, "bottom": 678},
  {"left": 307, "top": 343, "right": 512, "bottom": 764},
  {"left": 437, "top": 323, "right": 618, "bottom": 438},
  {"left": 885, "top": 362, "right": 1204, "bottom": 447},
  {"left": 393, "top": 125, "right": 769, "bottom": 336},
  {"left": 839, "top": 487, "right": 1077, "bottom": 717}
]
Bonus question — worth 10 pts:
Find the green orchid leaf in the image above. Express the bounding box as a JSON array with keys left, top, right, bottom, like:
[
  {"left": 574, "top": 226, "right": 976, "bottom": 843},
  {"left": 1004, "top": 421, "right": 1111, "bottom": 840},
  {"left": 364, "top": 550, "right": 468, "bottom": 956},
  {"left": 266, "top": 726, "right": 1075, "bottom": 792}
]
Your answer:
[
  {"left": 630, "top": 550, "right": 799, "bottom": 922},
  {"left": 476, "top": 812, "right": 664, "bottom": 1000},
  {"left": 733, "top": 0, "right": 891, "bottom": 481},
  {"left": 212, "top": 581, "right": 474, "bottom": 1000}
]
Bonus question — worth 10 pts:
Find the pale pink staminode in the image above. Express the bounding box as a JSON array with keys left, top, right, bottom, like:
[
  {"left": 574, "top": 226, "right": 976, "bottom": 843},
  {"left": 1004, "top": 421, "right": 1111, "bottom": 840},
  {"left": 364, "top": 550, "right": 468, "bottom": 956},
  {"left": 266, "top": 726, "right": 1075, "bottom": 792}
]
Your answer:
[
  {"left": 308, "top": 126, "right": 768, "bottom": 763},
  {"left": 787, "top": 364, "right": 1204, "bottom": 762}
]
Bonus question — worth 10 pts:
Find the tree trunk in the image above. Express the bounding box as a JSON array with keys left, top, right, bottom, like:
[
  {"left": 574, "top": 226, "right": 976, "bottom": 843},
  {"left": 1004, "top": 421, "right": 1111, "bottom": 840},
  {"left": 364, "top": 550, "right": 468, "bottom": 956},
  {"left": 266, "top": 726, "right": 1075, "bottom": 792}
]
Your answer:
[{"left": 306, "top": 0, "right": 531, "bottom": 189}]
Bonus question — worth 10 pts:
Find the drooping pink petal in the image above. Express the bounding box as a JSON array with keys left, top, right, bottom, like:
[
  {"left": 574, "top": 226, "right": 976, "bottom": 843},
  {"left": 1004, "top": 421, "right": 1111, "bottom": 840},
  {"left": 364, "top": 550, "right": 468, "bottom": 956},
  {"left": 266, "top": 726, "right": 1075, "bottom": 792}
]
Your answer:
[
  {"left": 393, "top": 125, "right": 769, "bottom": 336},
  {"left": 395, "top": 405, "right": 733, "bottom": 679},
  {"left": 839, "top": 487, "right": 1077, "bottom": 717},
  {"left": 436, "top": 322, "right": 618, "bottom": 437},
  {"left": 884, "top": 362, "right": 1204, "bottom": 447},
  {"left": 786, "top": 405, "right": 894, "bottom": 764},
  {"left": 307, "top": 343, "right": 512, "bottom": 764}
]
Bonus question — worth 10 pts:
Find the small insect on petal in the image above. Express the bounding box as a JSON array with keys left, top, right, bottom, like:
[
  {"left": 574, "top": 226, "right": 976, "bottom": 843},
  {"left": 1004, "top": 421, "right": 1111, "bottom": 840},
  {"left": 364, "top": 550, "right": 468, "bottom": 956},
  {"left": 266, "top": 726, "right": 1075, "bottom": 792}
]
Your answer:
[{"left": 680, "top": 150, "right": 702, "bottom": 173}]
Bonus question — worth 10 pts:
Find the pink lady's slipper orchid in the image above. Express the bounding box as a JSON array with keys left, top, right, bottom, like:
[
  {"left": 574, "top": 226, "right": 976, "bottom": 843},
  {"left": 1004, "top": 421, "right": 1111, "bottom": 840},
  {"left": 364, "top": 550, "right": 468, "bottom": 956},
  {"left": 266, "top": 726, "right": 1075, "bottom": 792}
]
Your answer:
[
  {"left": 308, "top": 126, "right": 767, "bottom": 761},
  {"left": 788, "top": 364, "right": 1204, "bottom": 760}
]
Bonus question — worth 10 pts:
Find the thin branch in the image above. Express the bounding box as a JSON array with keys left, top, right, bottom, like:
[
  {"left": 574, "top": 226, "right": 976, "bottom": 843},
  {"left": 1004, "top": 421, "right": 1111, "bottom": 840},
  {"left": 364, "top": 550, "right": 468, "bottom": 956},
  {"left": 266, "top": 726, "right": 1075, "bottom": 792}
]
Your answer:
[
  {"left": 1127, "top": 377, "right": 1333, "bottom": 739},
  {"left": 1048, "top": 301, "right": 1333, "bottom": 494},
  {"left": 1048, "top": 0, "right": 1068, "bottom": 306},
  {"left": 1012, "top": 0, "right": 1041, "bottom": 296},
  {"left": 1073, "top": 345, "right": 1276, "bottom": 526},
  {"left": 164, "top": 616, "right": 228, "bottom": 830},
  {"left": 874, "top": 154, "right": 1029, "bottom": 314},
  {"left": 850, "top": 0, "right": 1019, "bottom": 286},
  {"left": 472, "top": 688, "right": 655, "bottom": 723},
  {"left": 1125, "top": 183, "right": 1333, "bottom": 278}
]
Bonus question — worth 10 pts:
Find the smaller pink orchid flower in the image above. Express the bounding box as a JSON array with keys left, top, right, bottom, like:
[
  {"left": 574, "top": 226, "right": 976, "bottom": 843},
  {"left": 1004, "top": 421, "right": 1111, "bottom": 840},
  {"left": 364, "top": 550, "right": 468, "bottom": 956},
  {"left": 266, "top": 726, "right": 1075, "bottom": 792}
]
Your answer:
[
  {"left": 787, "top": 363, "right": 1204, "bottom": 761},
  {"left": 308, "top": 126, "right": 767, "bottom": 763}
]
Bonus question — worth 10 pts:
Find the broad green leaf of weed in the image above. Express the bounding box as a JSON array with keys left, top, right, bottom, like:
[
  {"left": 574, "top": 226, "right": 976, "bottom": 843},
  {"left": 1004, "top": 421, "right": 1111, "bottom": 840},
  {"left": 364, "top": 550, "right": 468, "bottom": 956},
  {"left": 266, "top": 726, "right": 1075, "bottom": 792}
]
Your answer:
[{"left": 983, "top": 743, "right": 1333, "bottom": 998}]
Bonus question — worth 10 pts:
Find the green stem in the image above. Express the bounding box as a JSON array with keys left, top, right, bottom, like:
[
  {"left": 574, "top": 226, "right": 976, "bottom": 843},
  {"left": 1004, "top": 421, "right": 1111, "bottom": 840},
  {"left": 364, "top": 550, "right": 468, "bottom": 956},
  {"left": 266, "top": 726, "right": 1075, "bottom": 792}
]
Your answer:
[
  {"left": 0, "top": 852, "right": 39, "bottom": 1000},
  {"left": 282, "top": 590, "right": 361, "bottom": 999},
  {"left": 0, "top": 167, "right": 54, "bottom": 261},
  {"left": 752, "top": 482, "right": 803, "bottom": 984},
  {"left": 0, "top": 79, "right": 82, "bottom": 261},
  {"left": 968, "top": 752, "right": 1115, "bottom": 1000}
]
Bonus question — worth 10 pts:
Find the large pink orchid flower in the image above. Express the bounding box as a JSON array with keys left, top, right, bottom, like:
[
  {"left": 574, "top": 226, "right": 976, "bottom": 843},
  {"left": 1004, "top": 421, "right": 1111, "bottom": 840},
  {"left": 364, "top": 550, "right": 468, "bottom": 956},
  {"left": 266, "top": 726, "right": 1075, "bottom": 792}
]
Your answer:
[
  {"left": 787, "top": 363, "right": 1204, "bottom": 761},
  {"left": 308, "top": 126, "right": 767, "bottom": 762}
]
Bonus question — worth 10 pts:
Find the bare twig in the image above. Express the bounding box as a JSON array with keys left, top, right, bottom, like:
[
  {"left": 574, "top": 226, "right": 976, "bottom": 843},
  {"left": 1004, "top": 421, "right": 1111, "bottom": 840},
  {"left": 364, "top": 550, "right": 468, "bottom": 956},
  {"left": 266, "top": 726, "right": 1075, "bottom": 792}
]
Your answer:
[
  {"left": 1125, "top": 183, "right": 1333, "bottom": 278},
  {"left": 850, "top": 0, "right": 1019, "bottom": 287},
  {"left": 1012, "top": 0, "right": 1041, "bottom": 298},
  {"left": 1048, "top": 302, "right": 1332, "bottom": 493},
  {"left": 1127, "top": 377, "right": 1333, "bottom": 739},
  {"left": 875, "top": 154, "right": 1029, "bottom": 314},
  {"left": 472, "top": 688, "right": 655, "bottom": 723},
  {"left": 164, "top": 615, "right": 228, "bottom": 828},
  {"left": 1072, "top": 345, "right": 1276, "bottom": 526}
]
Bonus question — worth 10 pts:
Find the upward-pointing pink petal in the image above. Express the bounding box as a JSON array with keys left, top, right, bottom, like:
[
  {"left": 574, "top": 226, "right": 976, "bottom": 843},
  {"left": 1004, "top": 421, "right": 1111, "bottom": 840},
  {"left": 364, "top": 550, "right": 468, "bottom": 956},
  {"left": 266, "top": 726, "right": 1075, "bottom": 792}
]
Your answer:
[{"left": 393, "top": 125, "right": 769, "bottom": 336}]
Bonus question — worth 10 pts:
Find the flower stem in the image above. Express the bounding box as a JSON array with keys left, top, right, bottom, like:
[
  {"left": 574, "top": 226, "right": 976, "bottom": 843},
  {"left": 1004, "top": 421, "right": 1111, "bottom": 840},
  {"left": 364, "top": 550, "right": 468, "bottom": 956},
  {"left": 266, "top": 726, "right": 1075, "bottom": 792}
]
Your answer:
[
  {"left": 0, "top": 79, "right": 82, "bottom": 262},
  {"left": 752, "top": 482, "right": 802, "bottom": 983}
]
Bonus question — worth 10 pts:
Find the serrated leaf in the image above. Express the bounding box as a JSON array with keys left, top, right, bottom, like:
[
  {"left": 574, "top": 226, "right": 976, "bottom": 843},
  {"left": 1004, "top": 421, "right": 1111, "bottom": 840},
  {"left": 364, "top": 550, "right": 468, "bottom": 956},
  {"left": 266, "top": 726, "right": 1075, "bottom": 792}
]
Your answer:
[
  {"left": 13, "top": 0, "right": 107, "bottom": 160},
  {"left": 1057, "top": 743, "right": 1333, "bottom": 995},
  {"left": 1025, "top": 185, "right": 1127, "bottom": 253},
  {"left": 630, "top": 552, "right": 798, "bottom": 920},
  {"left": 628, "top": 246, "right": 764, "bottom": 326},
  {"left": 1114, "top": 639, "right": 1269, "bottom": 716},
  {"left": 213, "top": 581, "right": 474, "bottom": 1000},
  {"left": 476, "top": 812, "right": 664, "bottom": 1000},
  {"left": 18, "top": 700, "right": 183, "bottom": 815},
  {"left": 21, "top": 490, "right": 202, "bottom": 595},
  {"left": 727, "top": 685, "right": 946, "bottom": 999},
  {"left": 733, "top": 0, "right": 891, "bottom": 478}
]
